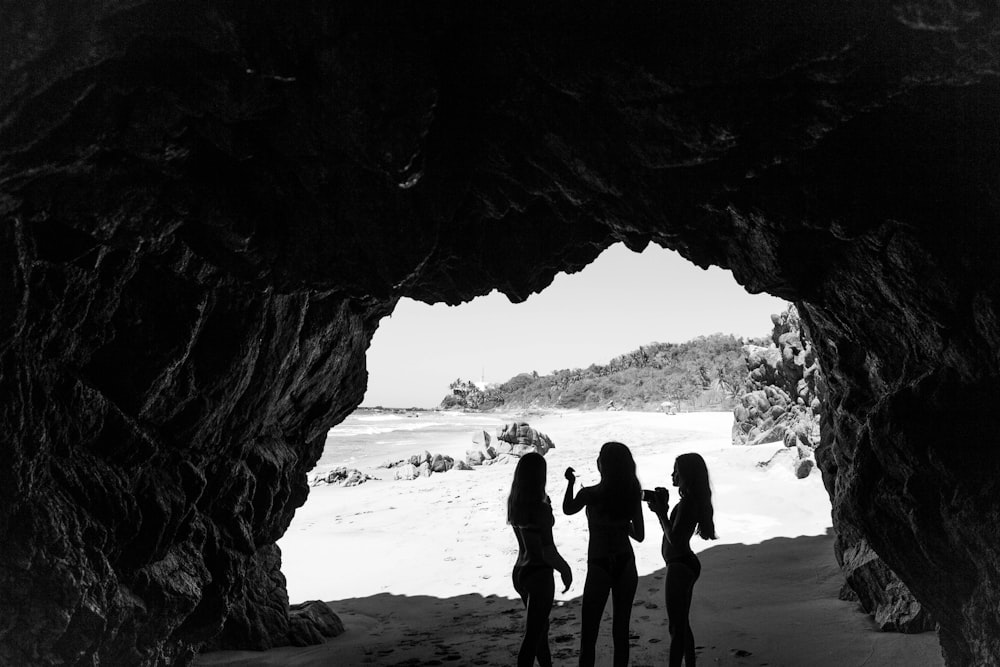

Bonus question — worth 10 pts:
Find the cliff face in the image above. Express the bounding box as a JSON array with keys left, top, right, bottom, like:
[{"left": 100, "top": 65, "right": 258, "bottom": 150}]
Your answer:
[{"left": 2, "top": 2, "right": 999, "bottom": 665}]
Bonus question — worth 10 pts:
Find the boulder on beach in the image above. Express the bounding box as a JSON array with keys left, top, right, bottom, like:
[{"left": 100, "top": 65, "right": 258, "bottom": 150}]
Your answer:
[
  {"left": 311, "top": 467, "right": 377, "bottom": 487},
  {"left": 496, "top": 422, "right": 555, "bottom": 457},
  {"left": 409, "top": 451, "right": 431, "bottom": 467},
  {"left": 394, "top": 464, "right": 418, "bottom": 481},
  {"left": 431, "top": 454, "right": 454, "bottom": 473},
  {"left": 287, "top": 601, "right": 345, "bottom": 646}
]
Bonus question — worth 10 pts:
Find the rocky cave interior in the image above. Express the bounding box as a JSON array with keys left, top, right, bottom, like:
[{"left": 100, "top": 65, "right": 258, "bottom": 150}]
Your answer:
[{"left": 2, "top": 2, "right": 999, "bottom": 666}]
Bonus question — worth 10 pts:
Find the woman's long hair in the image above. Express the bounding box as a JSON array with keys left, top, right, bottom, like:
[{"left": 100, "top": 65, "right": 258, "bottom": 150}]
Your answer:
[
  {"left": 596, "top": 441, "right": 641, "bottom": 519},
  {"left": 507, "top": 452, "right": 547, "bottom": 526},
  {"left": 675, "top": 452, "right": 717, "bottom": 540}
]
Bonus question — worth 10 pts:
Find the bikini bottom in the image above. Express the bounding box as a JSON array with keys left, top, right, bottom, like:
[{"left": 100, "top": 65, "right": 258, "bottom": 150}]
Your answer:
[
  {"left": 588, "top": 553, "right": 636, "bottom": 582},
  {"left": 513, "top": 563, "right": 553, "bottom": 604},
  {"left": 666, "top": 552, "right": 701, "bottom": 578}
]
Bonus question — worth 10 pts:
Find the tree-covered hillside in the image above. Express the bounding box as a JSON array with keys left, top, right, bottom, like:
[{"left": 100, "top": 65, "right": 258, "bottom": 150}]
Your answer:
[{"left": 440, "top": 333, "right": 765, "bottom": 411}]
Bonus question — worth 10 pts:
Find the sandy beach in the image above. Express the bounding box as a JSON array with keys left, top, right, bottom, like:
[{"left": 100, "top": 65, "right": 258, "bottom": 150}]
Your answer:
[{"left": 197, "top": 411, "right": 943, "bottom": 666}]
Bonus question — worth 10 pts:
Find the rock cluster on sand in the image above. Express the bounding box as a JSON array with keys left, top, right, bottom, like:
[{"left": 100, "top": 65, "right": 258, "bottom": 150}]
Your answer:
[
  {"left": 310, "top": 467, "right": 378, "bottom": 487},
  {"left": 732, "top": 306, "right": 822, "bottom": 479},
  {"left": 496, "top": 422, "right": 555, "bottom": 456},
  {"left": 463, "top": 423, "right": 556, "bottom": 468},
  {"left": 380, "top": 451, "right": 458, "bottom": 480}
]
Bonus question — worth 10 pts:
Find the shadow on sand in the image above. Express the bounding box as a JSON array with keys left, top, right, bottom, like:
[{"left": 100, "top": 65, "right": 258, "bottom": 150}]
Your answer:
[{"left": 196, "top": 531, "right": 942, "bottom": 667}]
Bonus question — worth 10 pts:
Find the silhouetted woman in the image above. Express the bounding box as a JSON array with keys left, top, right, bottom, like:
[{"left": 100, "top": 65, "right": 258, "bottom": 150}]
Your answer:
[
  {"left": 646, "top": 452, "right": 717, "bottom": 667},
  {"left": 509, "top": 452, "right": 573, "bottom": 667},
  {"left": 563, "top": 441, "right": 645, "bottom": 667}
]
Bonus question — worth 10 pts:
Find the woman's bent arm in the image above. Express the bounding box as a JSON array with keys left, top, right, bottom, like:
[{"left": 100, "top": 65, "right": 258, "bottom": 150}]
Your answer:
[
  {"left": 563, "top": 480, "right": 587, "bottom": 515},
  {"left": 629, "top": 498, "right": 645, "bottom": 542}
]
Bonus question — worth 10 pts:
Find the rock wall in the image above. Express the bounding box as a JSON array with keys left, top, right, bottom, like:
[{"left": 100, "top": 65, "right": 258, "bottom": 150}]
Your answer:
[
  {"left": 2, "top": 2, "right": 999, "bottom": 665},
  {"left": 733, "top": 306, "right": 823, "bottom": 452}
]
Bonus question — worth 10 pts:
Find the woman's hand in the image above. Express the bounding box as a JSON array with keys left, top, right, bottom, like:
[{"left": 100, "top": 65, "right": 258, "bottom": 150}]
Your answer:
[
  {"left": 645, "top": 486, "right": 670, "bottom": 514},
  {"left": 564, "top": 467, "right": 576, "bottom": 483},
  {"left": 559, "top": 566, "right": 573, "bottom": 593}
]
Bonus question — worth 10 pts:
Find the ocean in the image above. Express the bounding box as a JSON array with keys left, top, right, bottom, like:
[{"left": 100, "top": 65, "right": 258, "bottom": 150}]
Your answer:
[{"left": 311, "top": 410, "right": 521, "bottom": 474}]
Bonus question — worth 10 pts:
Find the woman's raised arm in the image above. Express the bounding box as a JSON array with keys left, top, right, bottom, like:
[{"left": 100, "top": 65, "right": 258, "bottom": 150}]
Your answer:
[{"left": 562, "top": 467, "right": 587, "bottom": 515}]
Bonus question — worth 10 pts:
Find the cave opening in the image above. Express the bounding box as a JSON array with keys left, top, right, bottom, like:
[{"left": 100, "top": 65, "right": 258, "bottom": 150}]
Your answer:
[{"left": 277, "top": 242, "right": 813, "bottom": 602}]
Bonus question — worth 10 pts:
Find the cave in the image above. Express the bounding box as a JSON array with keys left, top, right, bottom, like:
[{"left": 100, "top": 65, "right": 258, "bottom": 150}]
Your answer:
[{"left": 2, "top": 2, "right": 999, "bottom": 665}]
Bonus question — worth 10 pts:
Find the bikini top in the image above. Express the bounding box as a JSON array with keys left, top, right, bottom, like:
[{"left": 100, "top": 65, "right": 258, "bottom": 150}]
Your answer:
[
  {"left": 513, "top": 501, "right": 556, "bottom": 568},
  {"left": 585, "top": 495, "right": 634, "bottom": 560}
]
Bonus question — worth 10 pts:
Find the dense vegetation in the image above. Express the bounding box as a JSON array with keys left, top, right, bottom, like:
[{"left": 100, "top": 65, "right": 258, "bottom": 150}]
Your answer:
[{"left": 440, "top": 333, "right": 767, "bottom": 412}]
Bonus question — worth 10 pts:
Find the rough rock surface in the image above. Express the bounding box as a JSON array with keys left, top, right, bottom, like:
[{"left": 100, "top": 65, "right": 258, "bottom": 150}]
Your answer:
[
  {"left": 2, "top": 2, "right": 999, "bottom": 666},
  {"left": 733, "top": 306, "right": 823, "bottom": 450},
  {"left": 496, "top": 422, "right": 556, "bottom": 457},
  {"left": 286, "top": 601, "right": 344, "bottom": 647}
]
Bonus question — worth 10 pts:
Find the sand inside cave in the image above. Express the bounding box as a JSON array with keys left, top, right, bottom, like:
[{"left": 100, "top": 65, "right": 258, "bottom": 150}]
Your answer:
[{"left": 196, "top": 411, "right": 943, "bottom": 667}]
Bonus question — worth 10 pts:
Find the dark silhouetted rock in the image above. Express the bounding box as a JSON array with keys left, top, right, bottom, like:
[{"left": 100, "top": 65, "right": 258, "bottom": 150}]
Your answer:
[
  {"left": 838, "top": 540, "right": 936, "bottom": 633},
  {"left": 287, "top": 601, "right": 345, "bottom": 647}
]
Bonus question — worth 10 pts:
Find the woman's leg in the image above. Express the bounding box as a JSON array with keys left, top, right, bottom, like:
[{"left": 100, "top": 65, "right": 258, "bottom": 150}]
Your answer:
[
  {"left": 579, "top": 564, "right": 612, "bottom": 667},
  {"left": 519, "top": 570, "right": 555, "bottom": 667},
  {"left": 536, "top": 616, "right": 552, "bottom": 667},
  {"left": 609, "top": 558, "right": 639, "bottom": 667},
  {"left": 666, "top": 562, "right": 697, "bottom": 667},
  {"left": 683, "top": 561, "right": 701, "bottom": 667}
]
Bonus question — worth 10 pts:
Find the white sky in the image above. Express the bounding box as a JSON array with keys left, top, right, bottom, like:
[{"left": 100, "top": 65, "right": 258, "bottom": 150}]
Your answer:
[{"left": 361, "top": 243, "right": 789, "bottom": 408}]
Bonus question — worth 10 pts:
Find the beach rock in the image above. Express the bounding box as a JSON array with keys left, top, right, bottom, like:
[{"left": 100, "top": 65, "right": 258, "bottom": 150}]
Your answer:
[
  {"left": 287, "top": 601, "right": 345, "bottom": 647},
  {"left": 394, "top": 464, "right": 418, "bottom": 481},
  {"left": 837, "top": 540, "right": 936, "bottom": 633},
  {"left": 4, "top": 4, "right": 1000, "bottom": 664},
  {"left": 466, "top": 450, "right": 486, "bottom": 466},
  {"left": 409, "top": 451, "right": 431, "bottom": 467},
  {"left": 472, "top": 430, "right": 492, "bottom": 448},
  {"left": 454, "top": 460, "right": 473, "bottom": 471},
  {"left": 497, "top": 423, "right": 556, "bottom": 457},
  {"left": 793, "top": 458, "right": 814, "bottom": 479},
  {"left": 416, "top": 462, "right": 432, "bottom": 478},
  {"left": 733, "top": 308, "right": 823, "bottom": 451},
  {"left": 312, "top": 467, "right": 376, "bottom": 487},
  {"left": 430, "top": 454, "right": 454, "bottom": 473}
]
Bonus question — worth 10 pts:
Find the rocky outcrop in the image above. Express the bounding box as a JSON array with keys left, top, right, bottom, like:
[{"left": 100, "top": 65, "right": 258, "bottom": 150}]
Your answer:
[
  {"left": 733, "top": 306, "right": 823, "bottom": 451},
  {"left": 2, "top": 2, "right": 999, "bottom": 665},
  {"left": 738, "top": 307, "right": 933, "bottom": 631},
  {"left": 497, "top": 423, "right": 556, "bottom": 457}
]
